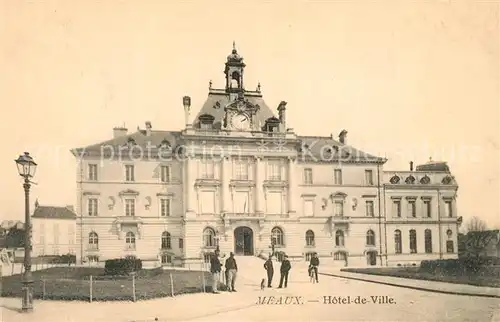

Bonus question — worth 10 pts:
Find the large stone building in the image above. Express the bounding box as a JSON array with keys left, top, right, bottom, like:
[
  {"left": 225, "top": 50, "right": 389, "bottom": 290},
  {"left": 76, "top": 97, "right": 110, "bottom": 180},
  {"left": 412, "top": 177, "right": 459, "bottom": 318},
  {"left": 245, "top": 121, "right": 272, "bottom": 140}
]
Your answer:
[{"left": 71, "top": 46, "right": 460, "bottom": 267}]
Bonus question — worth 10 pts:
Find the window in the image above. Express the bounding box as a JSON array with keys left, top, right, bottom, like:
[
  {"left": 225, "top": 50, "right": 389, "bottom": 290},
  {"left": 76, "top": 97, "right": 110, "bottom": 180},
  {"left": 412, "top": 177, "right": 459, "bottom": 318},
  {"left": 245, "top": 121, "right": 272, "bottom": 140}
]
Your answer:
[
  {"left": 266, "top": 191, "right": 283, "bottom": 214},
  {"left": 160, "top": 166, "right": 170, "bottom": 183},
  {"left": 446, "top": 240, "right": 454, "bottom": 253},
  {"left": 407, "top": 200, "right": 416, "bottom": 217},
  {"left": 203, "top": 253, "right": 212, "bottom": 263},
  {"left": 179, "top": 238, "right": 184, "bottom": 249},
  {"left": 200, "top": 159, "right": 214, "bottom": 179},
  {"left": 446, "top": 229, "right": 453, "bottom": 238},
  {"left": 445, "top": 201, "right": 453, "bottom": 217},
  {"left": 334, "top": 251, "right": 347, "bottom": 261},
  {"left": 234, "top": 161, "right": 248, "bottom": 180},
  {"left": 234, "top": 191, "right": 249, "bottom": 214},
  {"left": 125, "top": 199, "right": 135, "bottom": 217},
  {"left": 161, "top": 231, "right": 171, "bottom": 249},
  {"left": 305, "top": 252, "right": 315, "bottom": 261},
  {"left": 409, "top": 230, "right": 417, "bottom": 253},
  {"left": 68, "top": 224, "right": 74, "bottom": 245},
  {"left": 334, "top": 169, "right": 342, "bottom": 185},
  {"left": 88, "top": 198, "right": 98, "bottom": 216},
  {"left": 366, "top": 230, "right": 375, "bottom": 246},
  {"left": 365, "top": 201, "right": 374, "bottom": 217},
  {"left": 200, "top": 191, "right": 216, "bottom": 214},
  {"left": 303, "top": 200, "right": 314, "bottom": 217},
  {"left": 203, "top": 227, "right": 217, "bottom": 247},
  {"left": 161, "top": 254, "right": 172, "bottom": 264},
  {"left": 424, "top": 200, "right": 432, "bottom": 218},
  {"left": 394, "top": 230, "right": 402, "bottom": 254},
  {"left": 334, "top": 201, "right": 344, "bottom": 217},
  {"left": 425, "top": 229, "right": 432, "bottom": 253},
  {"left": 271, "top": 227, "right": 284, "bottom": 246},
  {"left": 88, "top": 232, "right": 98, "bottom": 250},
  {"left": 125, "top": 165, "right": 135, "bottom": 182},
  {"left": 365, "top": 170, "right": 374, "bottom": 185},
  {"left": 335, "top": 230, "right": 345, "bottom": 247},
  {"left": 125, "top": 232, "right": 136, "bottom": 250},
  {"left": 393, "top": 200, "right": 401, "bottom": 217},
  {"left": 305, "top": 230, "right": 315, "bottom": 246},
  {"left": 303, "top": 168, "right": 313, "bottom": 184},
  {"left": 88, "top": 255, "right": 99, "bottom": 263},
  {"left": 88, "top": 164, "right": 98, "bottom": 181},
  {"left": 268, "top": 161, "right": 282, "bottom": 181},
  {"left": 160, "top": 199, "right": 171, "bottom": 217}
]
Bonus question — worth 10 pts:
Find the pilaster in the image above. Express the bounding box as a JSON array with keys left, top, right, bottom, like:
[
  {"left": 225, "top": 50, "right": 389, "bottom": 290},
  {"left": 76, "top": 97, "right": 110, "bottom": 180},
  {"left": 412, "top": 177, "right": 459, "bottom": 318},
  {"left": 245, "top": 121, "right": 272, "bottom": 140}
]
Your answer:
[
  {"left": 288, "top": 157, "right": 297, "bottom": 215},
  {"left": 221, "top": 156, "right": 231, "bottom": 213},
  {"left": 255, "top": 156, "right": 264, "bottom": 214},
  {"left": 186, "top": 156, "right": 197, "bottom": 215}
]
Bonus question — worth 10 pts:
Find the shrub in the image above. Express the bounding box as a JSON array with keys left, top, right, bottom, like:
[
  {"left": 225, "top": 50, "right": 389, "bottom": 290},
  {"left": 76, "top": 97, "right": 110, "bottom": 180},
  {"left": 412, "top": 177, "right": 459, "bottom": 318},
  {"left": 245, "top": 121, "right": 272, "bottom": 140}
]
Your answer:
[
  {"left": 50, "top": 254, "right": 76, "bottom": 265},
  {"left": 104, "top": 257, "right": 142, "bottom": 276},
  {"left": 419, "top": 256, "right": 500, "bottom": 276}
]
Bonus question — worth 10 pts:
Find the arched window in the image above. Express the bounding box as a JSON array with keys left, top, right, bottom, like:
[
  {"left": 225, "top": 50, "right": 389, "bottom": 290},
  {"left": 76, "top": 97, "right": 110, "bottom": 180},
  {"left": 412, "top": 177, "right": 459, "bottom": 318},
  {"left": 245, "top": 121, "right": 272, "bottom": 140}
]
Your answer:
[
  {"left": 125, "top": 232, "right": 136, "bottom": 250},
  {"left": 305, "top": 230, "right": 315, "bottom": 246},
  {"left": 394, "top": 230, "right": 402, "bottom": 254},
  {"left": 335, "top": 230, "right": 345, "bottom": 247},
  {"left": 271, "top": 227, "right": 284, "bottom": 246},
  {"left": 424, "top": 229, "right": 432, "bottom": 253},
  {"left": 203, "top": 227, "right": 216, "bottom": 248},
  {"left": 409, "top": 229, "right": 417, "bottom": 253},
  {"left": 88, "top": 232, "right": 98, "bottom": 249},
  {"left": 161, "top": 231, "right": 171, "bottom": 249},
  {"left": 366, "top": 230, "right": 375, "bottom": 246},
  {"left": 446, "top": 229, "right": 454, "bottom": 253}
]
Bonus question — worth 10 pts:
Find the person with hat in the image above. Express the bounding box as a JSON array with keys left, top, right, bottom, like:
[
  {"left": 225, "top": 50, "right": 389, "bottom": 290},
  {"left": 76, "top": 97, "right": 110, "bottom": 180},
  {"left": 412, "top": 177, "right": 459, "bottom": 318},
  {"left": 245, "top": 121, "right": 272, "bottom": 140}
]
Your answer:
[
  {"left": 278, "top": 254, "right": 291, "bottom": 288},
  {"left": 225, "top": 252, "right": 238, "bottom": 292},
  {"left": 210, "top": 250, "right": 222, "bottom": 294}
]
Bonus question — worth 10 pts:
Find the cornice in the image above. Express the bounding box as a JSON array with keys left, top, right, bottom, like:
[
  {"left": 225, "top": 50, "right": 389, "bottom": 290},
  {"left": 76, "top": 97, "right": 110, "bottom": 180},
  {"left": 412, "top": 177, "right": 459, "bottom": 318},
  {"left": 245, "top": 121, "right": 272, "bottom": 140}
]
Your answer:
[{"left": 82, "top": 191, "right": 100, "bottom": 196}]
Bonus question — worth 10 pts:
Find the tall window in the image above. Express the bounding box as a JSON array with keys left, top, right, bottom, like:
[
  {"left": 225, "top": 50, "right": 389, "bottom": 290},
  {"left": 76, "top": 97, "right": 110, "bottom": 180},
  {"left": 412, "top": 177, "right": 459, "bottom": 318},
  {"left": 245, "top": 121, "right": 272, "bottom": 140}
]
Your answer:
[
  {"left": 125, "top": 232, "right": 136, "bottom": 250},
  {"left": 88, "top": 164, "right": 98, "bottom": 181},
  {"left": 424, "top": 229, "right": 432, "bottom": 253},
  {"left": 268, "top": 161, "right": 282, "bottom": 181},
  {"left": 200, "top": 159, "right": 214, "bottom": 179},
  {"left": 271, "top": 227, "right": 284, "bottom": 246},
  {"left": 334, "top": 201, "right": 344, "bottom": 217},
  {"left": 88, "top": 232, "right": 98, "bottom": 249},
  {"left": 335, "top": 230, "right": 345, "bottom": 247},
  {"left": 200, "top": 191, "right": 216, "bottom": 214},
  {"left": 366, "top": 230, "right": 375, "bottom": 246},
  {"left": 160, "top": 199, "right": 171, "bottom": 217},
  {"left": 424, "top": 199, "right": 432, "bottom": 218},
  {"left": 365, "top": 170, "right": 374, "bottom": 185},
  {"left": 394, "top": 230, "right": 402, "bottom": 254},
  {"left": 125, "top": 165, "right": 135, "bottom": 182},
  {"left": 303, "top": 168, "right": 313, "bottom": 184},
  {"left": 334, "top": 169, "right": 342, "bottom": 185},
  {"left": 407, "top": 200, "right": 416, "bottom": 217},
  {"left": 161, "top": 231, "right": 171, "bottom": 249},
  {"left": 88, "top": 198, "right": 98, "bottom": 216},
  {"left": 203, "top": 227, "right": 216, "bottom": 247},
  {"left": 179, "top": 238, "right": 184, "bottom": 249},
  {"left": 409, "top": 229, "right": 417, "bottom": 253},
  {"left": 160, "top": 165, "right": 170, "bottom": 183},
  {"left": 125, "top": 199, "right": 135, "bottom": 217},
  {"left": 305, "top": 230, "right": 315, "bottom": 246},
  {"left": 234, "top": 191, "right": 250, "bottom": 214},
  {"left": 393, "top": 200, "right": 401, "bottom": 217},
  {"left": 445, "top": 201, "right": 453, "bottom": 217},
  {"left": 234, "top": 161, "right": 248, "bottom": 180},
  {"left": 303, "top": 200, "right": 314, "bottom": 217},
  {"left": 365, "top": 201, "right": 374, "bottom": 217},
  {"left": 334, "top": 251, "right": 347, "bottom": 261},
  {"left": 266, "top": 191, "right": 283, "bottom": 214},
  {"left": 446, "top": 229, "right": 454, "bottom": 253}
]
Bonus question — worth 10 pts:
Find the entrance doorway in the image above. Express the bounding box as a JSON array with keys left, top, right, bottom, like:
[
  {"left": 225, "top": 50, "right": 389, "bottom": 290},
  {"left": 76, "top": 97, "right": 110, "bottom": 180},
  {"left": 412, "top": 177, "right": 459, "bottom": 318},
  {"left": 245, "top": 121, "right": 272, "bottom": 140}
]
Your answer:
[
  {"left": 234, "top": 226, "right": 254, "bottom": 256},
  {"left": 366, "top": 251, "right": 377, "bottom": 266}
]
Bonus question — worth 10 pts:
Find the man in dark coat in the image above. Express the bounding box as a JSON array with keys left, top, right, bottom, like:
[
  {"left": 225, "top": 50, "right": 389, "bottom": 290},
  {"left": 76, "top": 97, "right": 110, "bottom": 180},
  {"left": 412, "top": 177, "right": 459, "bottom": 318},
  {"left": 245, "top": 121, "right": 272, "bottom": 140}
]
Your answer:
[
  {"left": 225, "top": 252, "right": 238, "bottom": 292},
  {"left": 210, "top": 250, "right": 222, "bottom": 294},
  {"left": 278, "top": 254, "right": 291, "bottom": 288},
  {"left": 263, "top": 254, "right": 274, "bottom": 287},
  {"left": 309, "top": 252, "right": 320, "bottom": 283}
]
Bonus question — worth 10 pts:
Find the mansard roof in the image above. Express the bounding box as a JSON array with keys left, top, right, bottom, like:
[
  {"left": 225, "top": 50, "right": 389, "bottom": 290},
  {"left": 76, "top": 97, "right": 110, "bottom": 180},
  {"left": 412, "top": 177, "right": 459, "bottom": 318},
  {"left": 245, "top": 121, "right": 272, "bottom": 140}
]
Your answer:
[{"left": 32, "top": 205, "right": 77, "bottom": 219}]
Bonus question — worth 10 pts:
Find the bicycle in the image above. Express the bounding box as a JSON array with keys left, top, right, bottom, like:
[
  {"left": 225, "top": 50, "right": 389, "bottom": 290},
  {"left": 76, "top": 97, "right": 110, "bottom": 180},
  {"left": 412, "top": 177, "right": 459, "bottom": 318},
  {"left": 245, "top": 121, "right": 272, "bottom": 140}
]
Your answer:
[{"left": 308, "top": 266, "right": 317, "bottom": 284}]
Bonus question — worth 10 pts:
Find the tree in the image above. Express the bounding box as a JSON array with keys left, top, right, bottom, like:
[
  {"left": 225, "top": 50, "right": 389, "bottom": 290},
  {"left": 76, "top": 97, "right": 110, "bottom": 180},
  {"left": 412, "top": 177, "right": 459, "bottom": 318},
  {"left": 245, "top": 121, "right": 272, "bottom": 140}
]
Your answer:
[
  {"left": 466, "top": 216, "right": 487, "bottom": 232},
  {"left": 5, "top": 227, "right": 25, "bottom": 249}
]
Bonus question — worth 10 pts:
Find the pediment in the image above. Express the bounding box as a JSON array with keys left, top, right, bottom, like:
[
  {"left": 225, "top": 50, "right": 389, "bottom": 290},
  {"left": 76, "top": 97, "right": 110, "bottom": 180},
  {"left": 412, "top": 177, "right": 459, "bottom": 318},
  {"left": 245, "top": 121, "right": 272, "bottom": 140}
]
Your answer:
[
  {"left": 225, "top": 98, "right": 260, "bottom": 113},
  {"left": 119, "top": 189, "right": 139, "bottom": 196},
  {"left": 330, "top": 192, "right": 347, "bottom": 199}
]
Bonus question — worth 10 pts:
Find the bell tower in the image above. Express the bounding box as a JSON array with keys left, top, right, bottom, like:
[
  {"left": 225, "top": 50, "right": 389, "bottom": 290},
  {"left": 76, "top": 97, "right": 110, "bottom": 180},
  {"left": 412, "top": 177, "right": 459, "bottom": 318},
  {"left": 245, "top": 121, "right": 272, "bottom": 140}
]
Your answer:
[{"left": 224, "top": 42, "right": 246, "bottom": 93}]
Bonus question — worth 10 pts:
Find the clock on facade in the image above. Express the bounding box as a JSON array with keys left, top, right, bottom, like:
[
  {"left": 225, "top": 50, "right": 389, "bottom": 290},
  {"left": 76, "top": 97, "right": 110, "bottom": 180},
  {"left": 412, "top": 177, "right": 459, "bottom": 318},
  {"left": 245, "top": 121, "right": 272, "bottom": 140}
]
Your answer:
[{"left": 231, "top": 113, "right": 250, "bottom": 131}]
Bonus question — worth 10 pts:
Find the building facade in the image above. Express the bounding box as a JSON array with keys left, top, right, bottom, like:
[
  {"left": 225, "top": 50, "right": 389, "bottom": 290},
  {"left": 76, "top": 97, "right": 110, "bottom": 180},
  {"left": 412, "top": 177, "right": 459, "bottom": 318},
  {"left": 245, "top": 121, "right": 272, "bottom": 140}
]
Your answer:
[{"left": 71, "top": 46, "right": 460, "bottom": 267}]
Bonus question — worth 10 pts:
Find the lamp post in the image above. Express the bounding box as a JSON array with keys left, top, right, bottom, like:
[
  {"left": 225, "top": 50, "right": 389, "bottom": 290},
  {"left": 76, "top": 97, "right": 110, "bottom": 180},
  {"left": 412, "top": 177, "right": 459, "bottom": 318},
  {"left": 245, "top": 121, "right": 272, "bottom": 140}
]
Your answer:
[{"left": 14, "top": 152, "right": 37, "bottom": 313}]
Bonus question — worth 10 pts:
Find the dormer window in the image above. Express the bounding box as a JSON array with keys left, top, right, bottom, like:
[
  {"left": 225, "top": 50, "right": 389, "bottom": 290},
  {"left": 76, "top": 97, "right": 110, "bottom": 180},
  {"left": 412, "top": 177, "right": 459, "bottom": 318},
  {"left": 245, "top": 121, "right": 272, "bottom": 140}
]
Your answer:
[
  {"left": 122, "top": 137, "right": 136, "bottom": 147},
  {"left": 158, "top": 138, "right": 171, "bottom": 149},
  {"left": 263, "top": 117, "right": 280, "bottom": 133},
  {"left": 199, "top": 114, "right": 215, "bottom": 130}
]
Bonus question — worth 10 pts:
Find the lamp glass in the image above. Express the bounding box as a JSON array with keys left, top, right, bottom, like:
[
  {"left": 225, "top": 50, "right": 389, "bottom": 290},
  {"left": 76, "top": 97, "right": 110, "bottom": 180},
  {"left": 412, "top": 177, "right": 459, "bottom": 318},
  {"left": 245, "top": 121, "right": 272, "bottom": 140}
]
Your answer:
[{"left": 15, "top": 153, "right": 37, "bottom": 178}]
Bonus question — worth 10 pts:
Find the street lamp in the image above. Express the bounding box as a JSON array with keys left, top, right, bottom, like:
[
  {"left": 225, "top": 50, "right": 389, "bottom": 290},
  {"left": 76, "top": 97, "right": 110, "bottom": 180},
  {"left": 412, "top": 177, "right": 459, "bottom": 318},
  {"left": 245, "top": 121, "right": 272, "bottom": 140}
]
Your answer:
[{"left": 14, "top": 152, "right": 37, "bottom": 313}]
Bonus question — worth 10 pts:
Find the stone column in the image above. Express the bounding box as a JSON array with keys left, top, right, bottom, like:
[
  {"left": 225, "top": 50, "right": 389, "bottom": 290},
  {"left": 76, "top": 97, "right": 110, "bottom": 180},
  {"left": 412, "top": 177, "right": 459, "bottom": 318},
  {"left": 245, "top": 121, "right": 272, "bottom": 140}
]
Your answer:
[
  {"left": 255, "top": 156, "right": 264, "bottom": 214},
  {"left": 288, "top": 157, "right": 296, "bottom": 215},
  {"left": 221, "top": 156, "right": 231, "bottom": 213}
]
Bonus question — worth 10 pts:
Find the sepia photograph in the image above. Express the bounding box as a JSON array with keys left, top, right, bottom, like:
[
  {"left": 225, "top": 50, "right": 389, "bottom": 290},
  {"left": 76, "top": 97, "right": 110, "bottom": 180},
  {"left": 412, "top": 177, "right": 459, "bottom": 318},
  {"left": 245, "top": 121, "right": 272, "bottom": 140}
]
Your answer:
[{"left": 0, "top": 1, "right": 499, "bottom": 321}]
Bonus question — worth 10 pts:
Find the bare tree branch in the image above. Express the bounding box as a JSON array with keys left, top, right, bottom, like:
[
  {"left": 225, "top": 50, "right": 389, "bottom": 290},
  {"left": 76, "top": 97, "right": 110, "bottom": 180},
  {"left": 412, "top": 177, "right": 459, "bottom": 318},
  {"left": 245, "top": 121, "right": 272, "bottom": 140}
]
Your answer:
[{"left": 466, "top": 216, "right": 488, "bottom": 232}]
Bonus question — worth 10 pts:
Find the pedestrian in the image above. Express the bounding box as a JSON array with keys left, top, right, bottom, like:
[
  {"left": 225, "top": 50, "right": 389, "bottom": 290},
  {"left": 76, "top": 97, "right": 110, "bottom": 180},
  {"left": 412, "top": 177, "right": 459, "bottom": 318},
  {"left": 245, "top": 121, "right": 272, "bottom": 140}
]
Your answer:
[
  {"left": 225, "top": 252, "right": 238, "bottom": 292},
  {"left": 278, "top": 254, "right": 291, "bottom": 288},
  {"left": 309, "top": 252, "right": 320, "bottom": 283},
  {"left": 263, "top": 254, "right": 274, "bottom": 287},
  {"left": 210, "top": 250, "right": 222, "bottom": 294}
]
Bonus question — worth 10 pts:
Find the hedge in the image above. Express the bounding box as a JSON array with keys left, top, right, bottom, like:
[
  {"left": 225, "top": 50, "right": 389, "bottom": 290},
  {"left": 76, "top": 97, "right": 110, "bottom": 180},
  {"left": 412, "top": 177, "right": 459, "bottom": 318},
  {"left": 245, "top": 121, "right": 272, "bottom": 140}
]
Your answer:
[
  {"left": 104, "top": 257, "right": 142, "bottom": 276},
  {"left": 419, "top": 256, "right": 500, "bottom": 275}
]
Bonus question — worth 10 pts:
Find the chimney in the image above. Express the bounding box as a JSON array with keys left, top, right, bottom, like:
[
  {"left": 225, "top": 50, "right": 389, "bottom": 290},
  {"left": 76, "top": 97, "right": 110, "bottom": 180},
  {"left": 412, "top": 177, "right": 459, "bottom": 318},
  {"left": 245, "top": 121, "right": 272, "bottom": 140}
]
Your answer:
[
  {"left": 339, "top": 130, "right": 348, "bottom": 144},
  {"left": 145, "top": 121, "right": 152, "bottom": 136},
  {"left": 113, "top": 126, "right": 128, "bottom": 138},
  {"left": 183, "top": 96, "right": 192, "bottom": 128},
  {"left": 410, "top": 161, "right": 414, "bottom": 171},
  {"left": 277, "top": 101, "right": 287, "bottom": 130},
  {"left": 65, "top": 205, "right": 75, "bottom": 213}
]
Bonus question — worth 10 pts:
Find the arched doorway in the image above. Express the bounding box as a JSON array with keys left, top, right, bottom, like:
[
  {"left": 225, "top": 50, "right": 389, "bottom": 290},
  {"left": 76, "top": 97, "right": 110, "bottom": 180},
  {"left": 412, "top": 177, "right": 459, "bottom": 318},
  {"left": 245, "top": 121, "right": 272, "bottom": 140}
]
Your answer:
[{"left": 234, "top": 227, "right": 254, "bottom": 256}]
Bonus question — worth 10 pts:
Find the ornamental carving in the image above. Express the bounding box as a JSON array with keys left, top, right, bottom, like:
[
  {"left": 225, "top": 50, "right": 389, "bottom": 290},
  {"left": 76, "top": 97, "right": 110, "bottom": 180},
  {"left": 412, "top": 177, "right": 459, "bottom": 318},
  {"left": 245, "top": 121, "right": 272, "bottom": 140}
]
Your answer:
[
  {"left": 389, "top": 175, "right": 400, "bottom": 184},
  {"left": 442, "top": 176, "right": 454, "bottom": 185},
  {"left": 420, "top": 175, "right": 431, "bottom": 184},
  {"left": 108, "top": 196, "right": 116, "bottom": 210},
  {"left": 405, "top": 175, "right": 416, "bottom": 184},
  {"left": 144, "top": 196, "right": 152, "bottom": 210}
]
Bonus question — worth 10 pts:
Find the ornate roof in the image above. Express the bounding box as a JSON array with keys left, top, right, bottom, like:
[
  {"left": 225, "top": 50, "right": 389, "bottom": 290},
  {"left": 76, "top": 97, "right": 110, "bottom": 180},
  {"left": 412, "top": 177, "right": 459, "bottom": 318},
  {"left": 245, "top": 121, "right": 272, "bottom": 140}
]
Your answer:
[{"left": 32, "top": 205, "right": 77, "bottom": 219}]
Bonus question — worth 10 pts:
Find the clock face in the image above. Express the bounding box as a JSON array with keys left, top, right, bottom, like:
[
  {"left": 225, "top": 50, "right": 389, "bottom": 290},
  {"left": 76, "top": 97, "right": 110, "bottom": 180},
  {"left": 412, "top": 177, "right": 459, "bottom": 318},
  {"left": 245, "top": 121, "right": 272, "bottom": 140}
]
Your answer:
[{"left": 231, "top": 113, "right": 250, "bottom": 131}]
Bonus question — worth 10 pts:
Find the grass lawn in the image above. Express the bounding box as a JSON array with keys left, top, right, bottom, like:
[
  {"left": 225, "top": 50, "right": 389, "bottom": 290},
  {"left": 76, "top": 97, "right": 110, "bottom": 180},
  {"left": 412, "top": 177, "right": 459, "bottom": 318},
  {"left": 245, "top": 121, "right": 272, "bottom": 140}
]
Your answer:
[
  {"left": 1, "top": 267, "right": 214, "bottom": 301},
  {"left": 341, "top": 267, "right": 500, "bottom": 288}
]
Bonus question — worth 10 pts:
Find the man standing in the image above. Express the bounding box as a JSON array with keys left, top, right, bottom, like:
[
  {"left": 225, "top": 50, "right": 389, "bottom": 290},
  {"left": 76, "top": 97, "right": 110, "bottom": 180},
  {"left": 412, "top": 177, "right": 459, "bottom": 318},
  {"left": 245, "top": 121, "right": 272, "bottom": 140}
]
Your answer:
[
  {"left": 263, "top": 254, "right": 274, "bottom": 287},
  {"left": 225, "top": 252, "right": 238, "bottom": 292},
  {"left": 278, "top": 254, "right": 291, "bottom": 288},
  {"left": 309, "top": 252, "right": 320, "bottom": 283},
  {"left": 210, "top": 250, "right": 222, "bottom": 294}
]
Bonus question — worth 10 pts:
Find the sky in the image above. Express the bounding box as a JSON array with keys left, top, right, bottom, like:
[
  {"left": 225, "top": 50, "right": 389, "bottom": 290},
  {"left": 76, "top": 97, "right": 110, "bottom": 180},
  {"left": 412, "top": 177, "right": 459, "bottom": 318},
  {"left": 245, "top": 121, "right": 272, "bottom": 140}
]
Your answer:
[{"left": 1, "top": 0, "right": 499, "bottom": 227}]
